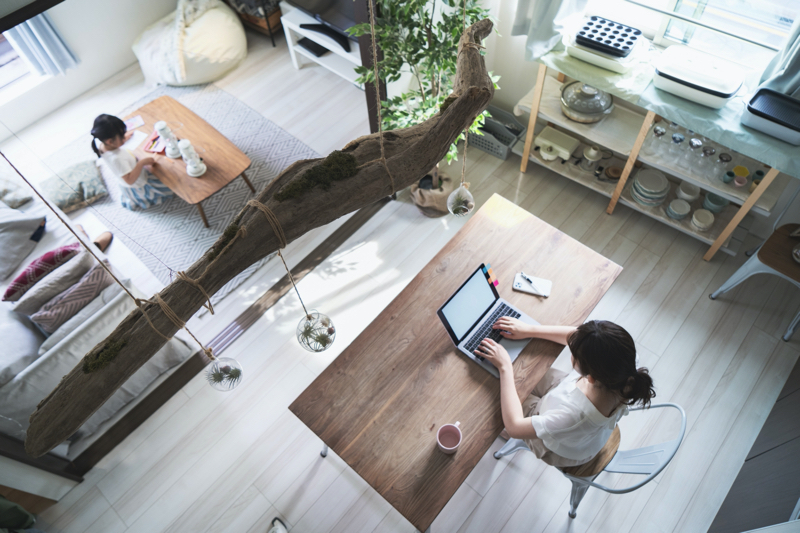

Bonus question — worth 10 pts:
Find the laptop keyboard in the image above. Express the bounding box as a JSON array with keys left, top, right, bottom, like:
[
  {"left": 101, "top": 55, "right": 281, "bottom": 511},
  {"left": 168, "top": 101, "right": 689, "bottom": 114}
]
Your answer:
[{"left": 464, "top": 303, "right": 520, "bottom": 359}]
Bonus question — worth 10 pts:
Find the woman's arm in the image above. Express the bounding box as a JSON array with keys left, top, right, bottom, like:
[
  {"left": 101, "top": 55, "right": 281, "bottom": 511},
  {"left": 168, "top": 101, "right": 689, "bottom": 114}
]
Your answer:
[
  {"left": 475, "top": 339, "right": 538, "bottom": 439},
  {"left": 120, "top": 157, "right": 155, "bottom": 186},
  {"left": 492, "top": 319, "right": 577, "bottom": 346}
]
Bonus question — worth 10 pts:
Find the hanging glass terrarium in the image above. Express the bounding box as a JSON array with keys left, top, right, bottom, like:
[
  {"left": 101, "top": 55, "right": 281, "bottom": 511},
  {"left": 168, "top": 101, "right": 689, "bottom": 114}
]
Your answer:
[
  {"left": 447, "top": 184, "right": 475, "bottom": 217},
  {"left": 206, "top": 357, "right": 243, "bottom": 391},
  {"left": 296, "top": 310, "right": 336, "bottom": 352}
]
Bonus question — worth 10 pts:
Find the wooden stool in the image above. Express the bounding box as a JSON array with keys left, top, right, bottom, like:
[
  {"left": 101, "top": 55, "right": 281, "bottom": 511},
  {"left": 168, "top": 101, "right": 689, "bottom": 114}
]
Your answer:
[{"left": 711, "top": 224, "right": 800, "bottom": 341}]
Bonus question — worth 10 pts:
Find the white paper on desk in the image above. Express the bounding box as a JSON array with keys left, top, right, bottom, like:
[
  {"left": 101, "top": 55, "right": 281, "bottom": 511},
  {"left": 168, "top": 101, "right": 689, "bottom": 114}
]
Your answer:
[
  {"left": 123, "top": 130, "right": 148, "bottom": 151},
  {"left": 125, "top": 115, "right": 145, "bottom": 130}
]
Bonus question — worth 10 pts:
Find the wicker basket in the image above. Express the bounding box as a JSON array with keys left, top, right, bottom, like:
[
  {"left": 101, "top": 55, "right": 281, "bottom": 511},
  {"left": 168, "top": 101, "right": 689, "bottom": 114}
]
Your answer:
[{"left": 468, "top": 105, "right": 526, "bottom": 160}]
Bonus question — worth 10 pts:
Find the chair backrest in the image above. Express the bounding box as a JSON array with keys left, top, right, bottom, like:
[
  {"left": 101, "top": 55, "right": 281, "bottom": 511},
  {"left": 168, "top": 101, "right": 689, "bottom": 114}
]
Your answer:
[{"left": 563, "top": 403, "right": 687, "bottom": 495}]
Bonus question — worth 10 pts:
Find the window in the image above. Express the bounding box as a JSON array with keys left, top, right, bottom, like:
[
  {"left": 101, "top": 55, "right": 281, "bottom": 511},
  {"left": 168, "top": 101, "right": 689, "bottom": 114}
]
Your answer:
[
  {"left": 587, "top": 0, "right": 798, "bottom": 70},
  {"left": 0, "top": 34, "right": 30, "bottom": 90}
]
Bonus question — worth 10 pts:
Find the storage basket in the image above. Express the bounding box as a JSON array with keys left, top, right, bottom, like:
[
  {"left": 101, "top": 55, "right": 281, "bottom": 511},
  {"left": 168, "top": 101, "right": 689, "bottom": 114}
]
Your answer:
[{"left": 468, "top": 105, "right": 526, "bottom": 160}]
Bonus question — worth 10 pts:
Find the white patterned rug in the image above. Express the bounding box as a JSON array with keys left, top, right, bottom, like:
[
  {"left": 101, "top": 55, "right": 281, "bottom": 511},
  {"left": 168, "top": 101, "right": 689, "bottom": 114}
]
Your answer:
[{"left": 44, "top": 84, "right": 319, "bottom": 306}]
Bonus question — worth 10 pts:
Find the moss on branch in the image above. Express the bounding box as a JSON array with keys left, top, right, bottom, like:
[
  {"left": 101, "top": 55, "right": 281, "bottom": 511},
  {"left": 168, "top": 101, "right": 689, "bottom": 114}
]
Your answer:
[{"left": 274, "top": 151, "right": 358, "bottom": 201}]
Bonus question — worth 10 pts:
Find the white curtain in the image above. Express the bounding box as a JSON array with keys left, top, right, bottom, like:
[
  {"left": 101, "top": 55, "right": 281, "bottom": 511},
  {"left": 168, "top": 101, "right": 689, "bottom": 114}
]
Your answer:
[
  {"left": 3, "top": 13, "right": 77, "bottom": 76},
  {"left": 759, "top": 18, "right": 800, "bottom": 98},
  {"left": 511, "top": 0, "right": 589, "bottom": 61}
]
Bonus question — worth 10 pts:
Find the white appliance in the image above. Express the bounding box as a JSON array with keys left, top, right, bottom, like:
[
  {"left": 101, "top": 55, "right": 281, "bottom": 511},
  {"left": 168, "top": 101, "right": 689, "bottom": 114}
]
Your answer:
[
  {"left": 534, "top": 126, "right": 580, "bottom": 162},
  {"left": 653, "top": 45, "right": 744, "bottom": 109}
]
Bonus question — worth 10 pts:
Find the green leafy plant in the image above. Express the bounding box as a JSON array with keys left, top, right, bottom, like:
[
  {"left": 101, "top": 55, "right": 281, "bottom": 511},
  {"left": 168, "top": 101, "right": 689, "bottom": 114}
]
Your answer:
[
  {"left": 206, "top": 363, "right": 242, "bottom": 388},
  {"left": 349, "top": 0, "right": 499, "bottom": 165}
]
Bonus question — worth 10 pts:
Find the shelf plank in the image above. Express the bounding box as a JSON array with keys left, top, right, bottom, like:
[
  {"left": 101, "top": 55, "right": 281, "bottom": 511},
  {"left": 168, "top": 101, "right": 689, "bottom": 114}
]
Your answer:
[
  {"left": 281, "top": 9, "right": 361, "bottom": 65},
  {"left": 516, "top": 75, "right": 791, "bottom": 215},
  {"left": 293, "top": 45, "right": 361, "bottom": 85},
  {"left": 512, "top": 139, "right": 739, "bottom": 255}
]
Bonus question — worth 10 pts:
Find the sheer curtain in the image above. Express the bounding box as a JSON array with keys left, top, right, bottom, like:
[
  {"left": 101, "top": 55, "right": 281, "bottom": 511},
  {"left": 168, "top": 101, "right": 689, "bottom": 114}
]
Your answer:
[
  {"left": 759, "top": 18, "right": 800, "bottom": 97},
  {"left": 3, "top": 13, "right": 77, "bottom": 77},
  {"left": 511, "top": 0, "right": 588, "bottom": 61}
]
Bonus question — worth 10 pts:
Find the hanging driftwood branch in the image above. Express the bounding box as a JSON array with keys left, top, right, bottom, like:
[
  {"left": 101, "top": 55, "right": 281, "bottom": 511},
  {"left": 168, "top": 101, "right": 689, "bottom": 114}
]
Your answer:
[{"left": 25, "top": 19, "right": 495, "bottom": 458}]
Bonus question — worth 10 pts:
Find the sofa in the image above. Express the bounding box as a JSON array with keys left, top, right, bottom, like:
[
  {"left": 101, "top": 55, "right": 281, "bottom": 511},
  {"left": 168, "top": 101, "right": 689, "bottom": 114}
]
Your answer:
[{"left": 0, "top": 198, "right": 193, "bottom": 459}]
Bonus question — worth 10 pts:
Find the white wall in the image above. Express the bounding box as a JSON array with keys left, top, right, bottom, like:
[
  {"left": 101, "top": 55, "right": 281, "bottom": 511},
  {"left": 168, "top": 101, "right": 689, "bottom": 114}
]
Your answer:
[{"left": 0, "top": 0, "right": 177, "bottom": 140}]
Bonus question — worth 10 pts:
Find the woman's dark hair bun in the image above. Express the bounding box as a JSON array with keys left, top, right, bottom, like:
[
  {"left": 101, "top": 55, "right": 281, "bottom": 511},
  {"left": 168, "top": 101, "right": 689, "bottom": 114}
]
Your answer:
[{"left": 624, "top": 368, "right": 655, "bottom": 409}]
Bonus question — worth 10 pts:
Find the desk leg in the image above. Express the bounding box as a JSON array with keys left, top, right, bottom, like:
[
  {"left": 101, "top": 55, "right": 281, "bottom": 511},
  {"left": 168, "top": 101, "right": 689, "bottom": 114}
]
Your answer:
[
  {"left": 197, "top": 203, "right": 210, "bottom": 228},
  {"left": 240, "top": 171, "right": 256, "bottom": 193},
  {"left": 320, "top": 444, "right": 328, "bottom": 458}
]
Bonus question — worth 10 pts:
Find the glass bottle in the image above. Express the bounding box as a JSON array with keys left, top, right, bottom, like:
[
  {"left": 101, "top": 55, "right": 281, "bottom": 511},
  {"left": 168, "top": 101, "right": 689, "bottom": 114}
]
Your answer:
[
  {"left": 697, "top": 146, "right": 716, "bottom": 178},
  {"left": 641, "top": 125, "right": 666, "bottom": 158},
  {"left": 679, "top": 138, "right": 702, "bottom": 172},
  {"left": 668, "top": 133, "right": 685, "bottom": 158},
  {"left": 714, "top": 153, "right": 732, "bottom": 180}
]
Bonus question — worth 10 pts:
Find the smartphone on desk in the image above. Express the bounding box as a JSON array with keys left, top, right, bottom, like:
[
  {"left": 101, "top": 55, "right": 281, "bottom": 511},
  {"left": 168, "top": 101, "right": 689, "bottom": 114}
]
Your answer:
[{"left": 513, "top": 272, "right": 551, "bottom": 298}]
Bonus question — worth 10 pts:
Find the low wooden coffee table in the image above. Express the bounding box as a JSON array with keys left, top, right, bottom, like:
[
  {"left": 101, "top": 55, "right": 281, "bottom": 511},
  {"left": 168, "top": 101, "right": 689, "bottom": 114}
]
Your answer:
[{"left": 125, "top": 95, "right": 254, "bottom": 228}]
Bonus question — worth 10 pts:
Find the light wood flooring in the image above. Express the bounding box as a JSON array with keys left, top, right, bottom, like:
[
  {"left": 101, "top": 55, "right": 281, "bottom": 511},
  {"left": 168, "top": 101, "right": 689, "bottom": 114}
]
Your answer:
[{"left": 9, "top": 29, "right": 800, "bottom": 533}]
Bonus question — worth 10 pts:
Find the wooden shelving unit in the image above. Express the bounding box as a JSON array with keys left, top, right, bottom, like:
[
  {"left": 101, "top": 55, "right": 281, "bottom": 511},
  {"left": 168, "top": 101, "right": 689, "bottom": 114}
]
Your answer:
[{"left": 516, "top": 67, "right": 789, "bottom": 260}]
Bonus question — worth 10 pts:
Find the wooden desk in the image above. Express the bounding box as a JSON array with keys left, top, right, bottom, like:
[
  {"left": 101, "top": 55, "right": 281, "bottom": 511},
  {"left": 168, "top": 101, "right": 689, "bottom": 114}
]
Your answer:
[
  {"left": 289, "top": 194, "right": 622, "bottom": 532},
  {"left": 125, "top": 96, "right": 253, "bottom": 227}
]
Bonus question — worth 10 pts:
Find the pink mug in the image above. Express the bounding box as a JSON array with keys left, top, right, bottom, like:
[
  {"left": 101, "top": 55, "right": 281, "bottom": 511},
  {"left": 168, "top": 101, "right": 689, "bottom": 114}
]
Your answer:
[{"left": 437, "top": 422, "right": 462, "bottom": 454}]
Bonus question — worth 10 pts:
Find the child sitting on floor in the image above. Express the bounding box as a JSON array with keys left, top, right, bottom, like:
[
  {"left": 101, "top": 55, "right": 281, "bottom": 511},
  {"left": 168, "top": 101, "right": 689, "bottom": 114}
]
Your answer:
[
  {"left": 476, "top": 319, "right": 655, "bottom": 467},
  {"left": 90, "top": 114, "right": 173, "bottom": 210}
]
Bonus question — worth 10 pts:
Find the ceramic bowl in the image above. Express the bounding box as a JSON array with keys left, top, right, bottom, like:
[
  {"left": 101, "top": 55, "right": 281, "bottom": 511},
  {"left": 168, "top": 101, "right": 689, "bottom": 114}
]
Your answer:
[
  {"left": 734, "top": 175, "right": 748, "bottom": 187},
  {"left": 703, "top": 193, "right": 729, "bottom": 213},
  {"left": 677, "top": 182, "right": 700, "bottom": 202}
]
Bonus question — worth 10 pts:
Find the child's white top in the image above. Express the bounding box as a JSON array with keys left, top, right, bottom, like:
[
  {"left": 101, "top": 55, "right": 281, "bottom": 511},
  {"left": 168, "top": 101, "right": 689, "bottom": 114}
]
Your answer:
[
  {"left": 101, "top": 147, "right": 147, "bottom": 189},
  {"left": 530, "top": 369, "right": 628, "bottom": 461}
]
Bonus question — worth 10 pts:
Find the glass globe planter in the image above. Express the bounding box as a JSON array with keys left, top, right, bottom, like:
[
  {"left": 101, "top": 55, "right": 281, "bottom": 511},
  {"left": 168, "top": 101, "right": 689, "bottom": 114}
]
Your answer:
[
  {"left": 206, "top": 357, "right": 243, "bottom": 391},
  {"left": 447, "top": 185, "right": 475, "bottom": 217},
  {"left": 297, "top": 310, "right": 336, "bottom": 352}
]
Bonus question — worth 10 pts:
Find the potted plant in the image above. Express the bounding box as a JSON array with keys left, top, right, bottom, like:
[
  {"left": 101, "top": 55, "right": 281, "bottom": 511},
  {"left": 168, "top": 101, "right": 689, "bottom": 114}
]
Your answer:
[{"left": 349, "top": 0, "right": 498, "bottom": 215}]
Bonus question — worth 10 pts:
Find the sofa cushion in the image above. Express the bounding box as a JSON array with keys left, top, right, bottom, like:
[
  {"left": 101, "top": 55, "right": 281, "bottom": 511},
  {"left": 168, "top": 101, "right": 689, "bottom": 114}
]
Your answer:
[
  {"left": 30, "top": 261, "right": 113, "bottom": 334},
  {"left": 38, "top": 282, "right": 124, "bottom": 355},
  {"left": 0, "top": 201, "right": 47, "bottom": 280},
  {"left": 39, "top": 161, "right": 107, "bottom": 214},
  {"left": 0, "top": 178, "right": 33, "bottom": 208},
  {"left": 0, "top": 308, "right": 45, "bottom": 388},
  {"left": 13, "top": 250, "right": 95, "bottom": 316},
  {"left": 2, "top": 241, "right": 82, "bottom": 302}
]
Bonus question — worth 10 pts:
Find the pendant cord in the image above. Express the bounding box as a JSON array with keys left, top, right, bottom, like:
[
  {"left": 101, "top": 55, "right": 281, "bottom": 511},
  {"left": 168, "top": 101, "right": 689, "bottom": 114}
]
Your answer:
[{"left": 367, "top": 0, "right": 396, "bottom": 195}]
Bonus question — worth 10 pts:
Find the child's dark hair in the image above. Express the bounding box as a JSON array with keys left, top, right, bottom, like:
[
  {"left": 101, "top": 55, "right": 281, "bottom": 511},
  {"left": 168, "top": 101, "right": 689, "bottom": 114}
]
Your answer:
[
  {"left": 90, "top": 114, "right": 126, "bottom": 158},
  {"left": 567, "top": 320, "right": 655, "bottom": 408}
]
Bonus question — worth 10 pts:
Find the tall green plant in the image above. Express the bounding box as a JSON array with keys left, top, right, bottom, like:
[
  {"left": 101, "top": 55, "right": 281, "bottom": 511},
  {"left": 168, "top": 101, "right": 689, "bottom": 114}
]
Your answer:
[{"left": 349, "top": 0, "right": 499, "bottom": 164}]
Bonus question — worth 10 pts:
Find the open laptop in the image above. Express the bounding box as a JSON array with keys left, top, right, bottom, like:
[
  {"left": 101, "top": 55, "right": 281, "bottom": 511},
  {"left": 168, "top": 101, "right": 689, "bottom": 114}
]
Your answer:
[{"left": 437, "top": 264, "right": 539, "bottom": 378}]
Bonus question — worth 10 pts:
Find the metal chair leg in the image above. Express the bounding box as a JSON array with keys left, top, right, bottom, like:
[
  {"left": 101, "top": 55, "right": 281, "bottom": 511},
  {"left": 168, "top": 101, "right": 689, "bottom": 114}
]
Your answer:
[
  {"left": 783, "top": 309, "right": 800, "bottom": 342},
  {"left": 568, "top": 479, "right": 591, "bottom": 519},
  {"left": 493, "top": 438, "right": 530, "bottom": 459},
  {"left": 744, "top": 243, "right": 762, "bottom": 257},
  {"left": 710, "top": 254, "right": 773, "bottom": 300},
  {"left": 320, "top": 444, "right": 328, "bottom": 457}
]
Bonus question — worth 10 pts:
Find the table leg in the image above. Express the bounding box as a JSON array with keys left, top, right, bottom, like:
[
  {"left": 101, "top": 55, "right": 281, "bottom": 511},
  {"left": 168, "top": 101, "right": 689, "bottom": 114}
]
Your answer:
[
  {"left": 320, "top": 444, "right": 328, "bottom": 458},
  {"left": 520, "top": 63, "right": 548, "bottom": 173},
  {"left": 607, "top": 110, "right": 656, "bottom": 215},
  {"left": 703, "top": 167, "right": 779, "bottom": 261},
  {"left": 240, "top": 171, "right": 256, "bottom": 194},
  {"left": 197, "top": 202, "right": 210, "bottom": 228}
]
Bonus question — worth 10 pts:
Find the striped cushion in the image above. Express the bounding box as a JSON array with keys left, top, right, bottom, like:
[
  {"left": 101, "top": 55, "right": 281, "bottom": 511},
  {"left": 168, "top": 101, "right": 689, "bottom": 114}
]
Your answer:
[
  {"left": 30, "top": 261, "right": 113, "bottom": 334},
  {"left": 2, "top": 242, "right": 81, "bottom": 302}
]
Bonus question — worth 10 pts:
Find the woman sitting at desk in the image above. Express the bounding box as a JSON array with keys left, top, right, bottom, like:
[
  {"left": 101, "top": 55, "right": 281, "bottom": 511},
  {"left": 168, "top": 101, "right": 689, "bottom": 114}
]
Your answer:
[{"left": 475, "top": 320, "right": 655, "bottom": 467}]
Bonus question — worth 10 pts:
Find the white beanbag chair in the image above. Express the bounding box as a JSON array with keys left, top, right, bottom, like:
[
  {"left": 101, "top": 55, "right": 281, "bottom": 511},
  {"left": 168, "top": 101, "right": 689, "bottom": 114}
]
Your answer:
[{"left": 133, "top": 0, "right": 247, "bottom": 86}]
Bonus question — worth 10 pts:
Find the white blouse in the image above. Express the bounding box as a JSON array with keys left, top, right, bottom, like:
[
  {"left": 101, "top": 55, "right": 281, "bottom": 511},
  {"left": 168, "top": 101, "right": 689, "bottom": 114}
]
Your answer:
[
  {"left": 100, "top": 147, "right": 147, "bottom": 189},
  {"left": 530, "top": 369, "right": 628, "bottom": 461}
]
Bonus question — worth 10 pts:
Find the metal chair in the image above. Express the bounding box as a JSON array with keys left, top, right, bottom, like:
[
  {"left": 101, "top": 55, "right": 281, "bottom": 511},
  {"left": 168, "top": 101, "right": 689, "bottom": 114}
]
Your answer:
[
  {"left": 493, "top": 403, "right": 687, "bottom": 518},
  {"left": 711, "top": 223, "right": 800, "bottom": 341}
]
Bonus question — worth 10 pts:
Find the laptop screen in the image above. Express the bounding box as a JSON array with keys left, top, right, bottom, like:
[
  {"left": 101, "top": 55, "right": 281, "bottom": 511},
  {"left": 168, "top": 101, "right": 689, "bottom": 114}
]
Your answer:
[{"left": 440, "top": 267, "right": 497, "bottom": 342}]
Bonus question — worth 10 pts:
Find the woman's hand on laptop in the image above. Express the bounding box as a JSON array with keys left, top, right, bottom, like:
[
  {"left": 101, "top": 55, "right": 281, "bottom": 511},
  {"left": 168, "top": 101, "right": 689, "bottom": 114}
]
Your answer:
[
  {"left": 475, "top": 339, "right": 511, "bottom": 371},
  {"left": 492, "top": 317, "right": 531, "bottom": 340}
]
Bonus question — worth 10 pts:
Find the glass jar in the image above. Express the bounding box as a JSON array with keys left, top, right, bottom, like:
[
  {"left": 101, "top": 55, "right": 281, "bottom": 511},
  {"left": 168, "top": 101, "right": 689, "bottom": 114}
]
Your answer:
[
  {"left": 679, "top": 138, "right": 702, "bottom": 172},
  {"left": 668, "top": 133, "right": 685, "bottom": 158},
  {"left": 641, "top": 125, "right": 666, "bottom": 157},
  {"left": 697, "top": 146, "right": 716, "bottom": 178},
  {"left": 714, "top": 153, "right": 733, "bottom": 180}
]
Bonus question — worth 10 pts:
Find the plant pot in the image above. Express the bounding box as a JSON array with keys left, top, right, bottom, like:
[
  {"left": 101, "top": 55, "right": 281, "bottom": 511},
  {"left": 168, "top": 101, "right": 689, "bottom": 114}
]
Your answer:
[{"left": 410, "top": 165, "right": 457, "bottom": 217}]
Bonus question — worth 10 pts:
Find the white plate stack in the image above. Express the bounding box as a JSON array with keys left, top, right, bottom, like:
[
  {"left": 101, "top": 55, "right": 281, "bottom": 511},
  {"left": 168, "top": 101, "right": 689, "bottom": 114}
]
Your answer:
[
  {"left": 632, "top": 169, "right": 670, "bottom": 207},
  {"left": 692, "top": 209, "right": 715, "bottom": 231}
]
